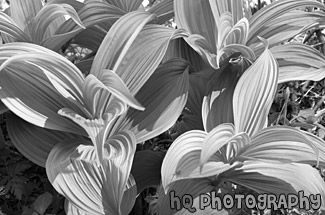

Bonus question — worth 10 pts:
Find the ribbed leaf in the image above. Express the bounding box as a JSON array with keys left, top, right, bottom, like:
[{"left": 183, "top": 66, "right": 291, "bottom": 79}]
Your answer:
[
  {"left": 247, "top": 0, "right": 325, "bottom": 53},
  {"left": 302, "top": 130, "right": 325, "bottom": 168},
  {"left": 271, "top": 43, "right": 325, "bottom": 83},
  {"left": 208, "top": 0, "right": 244, "bottom": 24},
  {"left": 161, "top": 130, "right": 206, "bottom": 192},
  {"left": 131, "top": 150, "right": 165, "bottom": 193},
  {"left": 90, "top": 11, "right": 155, "bottom": 78},
  {"left": 148, "top": 0, "right": 174, "bottom": 24},
  {"left": 91, "top": 12, "right": 187, "bottom": 95},
  {"left": 114, "top": 59, "right": 189, "bottom": 142},
  {"left": 105, "top": 0, "right": 142, "bottom": 12},
  {"left": 233, "top": 38, "right": 278, "bottom": 136},
  {"left": 163, "top": 38, "right": 208, "bottom": 72},
  {"left": 0, "top": 12, "right": 31, "bottom": 42},
  {"left": 235, "top": 126, "right": 321, "bottom": 166},
  {"left": 175, "top": 0, "right": 216, "bottom": 50},
  {"left": 65, "top": 199, "right": 91, "bottom": 215},
  {"left": 28, "top": 3, "right": 84, "bottom": 44},
  {"left": 202, "top": 56, "right": 252, "bottom": 132},
  {"left": 0, "top": 43, "right": 86, "bottom": 135},
  {"left": 7, "top": 113, "right": 80, "bottom": 167},
  {"left": 46, "top": 130, "right": 137, "bottom": 215},
  {"left": 10, "top": 0, "right": 42, "bottom": 30},
  {"left": 223, "top": 160, "right": 325, "bottom": 209},
  {"left": 200, "top": 124, "right": 249, "bottom": 165},
  {"left": 158, "top": 179, "right": 214, "bottom": 215}
]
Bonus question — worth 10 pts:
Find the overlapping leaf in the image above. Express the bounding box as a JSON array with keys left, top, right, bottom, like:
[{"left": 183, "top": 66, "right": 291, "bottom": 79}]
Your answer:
[
  {"left": 0, "top": 43, "right": 86, "bottom": 135},
  {"left": 114, "top": 59, "right": 189, "bottom": 142},
  {"left": 271, "top": 43, "right": 325, "bottom": 83},
  {"left": 46, "top": 130, "right": 137, "bottom": 215},
  {"left": 7, "top": 113, "right": 81, "bottom": 167},
  {"left": 202, "top": 55, "right": 252, "bottom": 132},
  {"left": 247, "top": 0, "right": 325, "bottom": 54},
  {"left": 223, "top": 160, "right": 325, "bottom": 209},
  {"left": 233, "top": 38, "right": 278, "bottom": 136}
]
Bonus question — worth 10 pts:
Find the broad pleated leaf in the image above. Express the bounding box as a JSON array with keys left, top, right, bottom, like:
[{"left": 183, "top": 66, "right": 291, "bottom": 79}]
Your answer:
[
  {"left": 202, "top": 55, "right": 252, "bottom": 132},
  {"left": 271, "top": 43, "right": 325, "bottom": 83},
  {"left": 10, "top": 0, "right": 42, "bottom": 30},
  {"left": 28, "top": 3, "right": 84, "bottom": 44},
  {"left": 7, "top": 113, "right": 81, "bottom": 167},
  {"left": 223, "top": 160, "right": 325, "bottom": 209},
  {"left": 131, "top": 150, "right": 165, "bottom": 193},
  {"left": 54, "top": 1, "right": 124, "bottom": 51},
  {"left": 163, "top": 38, "right": 208, "bottom": 72},
  {"left": 161, "top": 130, "right": 207, "bottom": 191},
  {"left": 161, "top": 128, "right": 241, "bottom": 193},
  {"left": 208, "top": 0, "right": 244, "bottom": 24},
  {"left": 47, "top": 130, "right": 137, "bottom": 215},
  {"left": 201, "top": 124, "right": 250, "bottom": 165},
  {"left": 0, "top": 43, "right": 86, "bottom": 135},
  {"left": 187, "top": 67, "right": 214, "bottom": 116},
  {"left": 235, "top": 126, "right": 321, "bottom": 166},
  {"left": 175, "top": 0, "right": 216, "bottom": 49},
  {"left": 247, "top": 0, "right": 325, "bottom": 53},
  {"left": 148, "top": 0, "right": 174, "bottom": 24},
  {"left": 105, "top": 0, "right": 142, "bottom": 12},
  {"left": 92, "top": 14, "right": 188, "bottom": 95},
  {"left": 233, "top": 38, "right": 278, "bottom": 136},
  {"left": 90, "top": 11, "right": 156, "bottom": 77},
  {"left": 114, "top": 59, "right": 189, "bottom": 142},
  {"left": 302, "top": 130, "right": 325, "bottom": 168},
  {"left": 65, "top": 199, "right": 91, "bottom": 215},
  {"left": 0, "top": 12, "right": 32, "bottom": 42},
  {"left": 158, "top": 179, "right": 214, "bottom": 215}
]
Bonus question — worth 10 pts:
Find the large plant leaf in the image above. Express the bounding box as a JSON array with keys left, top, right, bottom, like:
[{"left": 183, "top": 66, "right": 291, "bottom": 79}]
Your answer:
[
  {"left": 0, "top": 12, "right": 31, "bottom": 42},
  {"left": 235, "top": 126, "right": 321, "bottom": 166},
  {"left": 131, "top": 150, "right": 165, "bottom": 193},
  {"left": 174, "top": 0, "right": 216, "bottom": 50},
  {"left": 0, "top": 43, "right": 86, "bottom": 135},
  {"left": 28, "top": 3, "right": 84, "bottom": 44},
  {"left": 65, "top": 199, "right": 91, "bottom": 215},
  {"left": 247, "top": 0, "right": 325, "bottom": 53},
  {"left": 233, "top": 38, "right": 278, "bottom": 136},
  {"left": 208, "top": 0, "right": 244, "bottom": 25},
  {"left": 90, "top": 11, "right": 155, "bottom": 78},
  {"left": 223, "top": 160, "right": 325, "bottom": 209},
  {"left": 271, "top": 43, "right": 325, "bottom": 83},
  {"left": 7, "top": 113, "right": 81, "bottom": 167},
  {"left": 10, "top": 0, "right": 42, "bottom": 31},
  {"left": 202, "top": 55, "right": 252, "bottom": 132},
  {"left": 163, "top": 38, "right": 208, "bottom": 72},
  {"left": 113, "top": 59, "right": 189, "bottom": 142},
  {"left": 200, "top": 124, "right": 249, "bottom": 165},
  {"left": 91, "top": 11, "right": 188, "bottom": 95},
  {"left": 46, "top": 130, "right": 137, "bottom": 215},
  {"left": 148, "top": 0, "right": 174, "bottom": 24},
  {"left": 105, "top": 0, "right": 142, "bottom": 12}
]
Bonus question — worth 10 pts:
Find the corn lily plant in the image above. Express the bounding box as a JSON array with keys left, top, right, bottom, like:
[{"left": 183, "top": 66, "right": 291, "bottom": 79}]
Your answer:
[
  {"left": 160, "top": 39, "right": 325, "bottom": 214},
  {"left": 174, "top": 0, "right": 325, "bottom": 80},
  {"left": 0, "top": 0, "right": 86, "bottom": 51},
  {"left": 171, "top": 0, "right": 325, "bottom": 139},
  {"left": 0, "top": 11, "right": 189, "bottom": 214}
]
